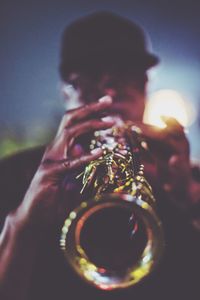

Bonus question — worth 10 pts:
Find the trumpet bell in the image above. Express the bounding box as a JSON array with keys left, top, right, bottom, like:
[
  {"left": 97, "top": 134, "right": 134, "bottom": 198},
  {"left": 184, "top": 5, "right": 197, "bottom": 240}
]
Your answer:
[{"left": 60, "top": 193, "right": 164, "bottom": 290}]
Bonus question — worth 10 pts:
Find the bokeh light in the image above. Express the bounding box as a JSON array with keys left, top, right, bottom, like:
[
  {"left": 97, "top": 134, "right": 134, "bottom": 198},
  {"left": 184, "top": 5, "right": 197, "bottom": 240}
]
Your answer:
[{"left": 143, "top": 89, "right": 197, "bottom": 128}]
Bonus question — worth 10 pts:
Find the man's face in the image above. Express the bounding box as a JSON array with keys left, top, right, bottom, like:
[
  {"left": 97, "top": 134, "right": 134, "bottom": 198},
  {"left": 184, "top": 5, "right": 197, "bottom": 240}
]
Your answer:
[{"left": 67, "top": 71, "right": 147, "bottom": 123}]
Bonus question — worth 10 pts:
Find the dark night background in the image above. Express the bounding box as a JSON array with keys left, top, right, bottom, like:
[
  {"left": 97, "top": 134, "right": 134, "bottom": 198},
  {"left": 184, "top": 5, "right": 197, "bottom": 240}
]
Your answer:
[{"left": 0, "top": 0, "right": 200, "bottom": 160}]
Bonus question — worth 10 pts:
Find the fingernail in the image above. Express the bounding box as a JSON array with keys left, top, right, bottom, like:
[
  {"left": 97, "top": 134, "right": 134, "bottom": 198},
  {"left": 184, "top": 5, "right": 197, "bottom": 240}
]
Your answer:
[
  {"left": 91, "top": 148, "right": 102, "bottom": 155},
  {"left": 102, "top": 116, "right": 115, "bottom": 123},
  {"left": 98, "top": 95, "right": 112, "bottom": 104}
]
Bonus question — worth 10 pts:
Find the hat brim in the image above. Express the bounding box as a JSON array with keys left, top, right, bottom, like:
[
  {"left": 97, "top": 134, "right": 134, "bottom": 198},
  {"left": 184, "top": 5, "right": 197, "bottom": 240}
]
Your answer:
[
  {"left": 60, "top": 49, "right": 159, "bottom": 80},
  {"left": 142, "top": 53, "right": 159, "bottom": 69}
]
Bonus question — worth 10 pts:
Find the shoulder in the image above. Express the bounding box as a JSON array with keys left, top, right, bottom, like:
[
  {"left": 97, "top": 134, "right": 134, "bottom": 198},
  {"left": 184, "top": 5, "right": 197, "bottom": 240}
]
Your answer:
[
  {"left": 0, "top": 144, "right": 46, "bottom": 185},
  {"left": 0, "top": 145, "right": 45, "bottom": 170},
  {"left": 0, "top": 145, "right": 46, "bottom": 224},
  {"left": 0, "top": 145, "right": 46, "bottom": 187}
]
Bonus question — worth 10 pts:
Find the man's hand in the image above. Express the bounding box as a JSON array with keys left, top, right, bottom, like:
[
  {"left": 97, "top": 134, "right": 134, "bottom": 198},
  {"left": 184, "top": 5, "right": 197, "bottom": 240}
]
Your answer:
[
  {"left": 15, "top": 95, "right": 114, "bottom": 233},
  {"left": 138, "top": 117, "right": 191, "bottom": 210}
]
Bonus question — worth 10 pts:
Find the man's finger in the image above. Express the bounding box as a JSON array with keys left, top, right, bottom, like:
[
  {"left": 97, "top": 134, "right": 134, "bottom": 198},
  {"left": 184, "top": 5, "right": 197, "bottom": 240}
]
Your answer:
[
  {"left": 161, "top": 116, "right": 184, "bottom": 131},
  {"left": 58, "top": 95, "right": 112, "bottom": 133},
  {"left": 65, "top": 148, "right": 103, "bottom": 170},
  {"left": 48, "top": 148, "right": 103, "bottom": 176},
  {"left": 132, "top": 122, "right": 188, "bottom": 156},
  {"left": 66, "top": 119, "right": 115, "bottom": 142}
]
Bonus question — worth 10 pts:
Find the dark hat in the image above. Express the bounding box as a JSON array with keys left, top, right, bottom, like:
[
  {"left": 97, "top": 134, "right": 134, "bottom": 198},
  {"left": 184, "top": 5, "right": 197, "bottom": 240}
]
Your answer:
[{"left": 59, "top": 12, "right": 159, "bottom": 80}]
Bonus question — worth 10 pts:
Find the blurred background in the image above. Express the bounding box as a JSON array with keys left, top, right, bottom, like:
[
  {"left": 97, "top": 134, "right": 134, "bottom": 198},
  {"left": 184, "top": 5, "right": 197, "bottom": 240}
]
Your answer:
[{"left": 0, "top": 0, "right": 200, "bottom": 161}]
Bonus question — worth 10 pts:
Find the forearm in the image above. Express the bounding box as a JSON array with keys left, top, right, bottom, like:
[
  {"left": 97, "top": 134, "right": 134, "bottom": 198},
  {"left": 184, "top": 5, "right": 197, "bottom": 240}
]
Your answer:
[{"left": 0, "top": 210, "right": 40, "bottom": 300}]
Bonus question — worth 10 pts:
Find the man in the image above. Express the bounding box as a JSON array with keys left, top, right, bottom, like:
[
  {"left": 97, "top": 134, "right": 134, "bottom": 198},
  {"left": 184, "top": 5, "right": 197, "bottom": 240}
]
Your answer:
[{"left": 0, "top": 11, "right": 199, "bottom": 300}]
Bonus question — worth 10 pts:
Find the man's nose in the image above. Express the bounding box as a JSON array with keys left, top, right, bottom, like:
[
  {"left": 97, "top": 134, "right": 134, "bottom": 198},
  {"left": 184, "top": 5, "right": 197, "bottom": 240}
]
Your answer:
[{"left": 103, "top": 79, "right": 120, "bottom": 96}]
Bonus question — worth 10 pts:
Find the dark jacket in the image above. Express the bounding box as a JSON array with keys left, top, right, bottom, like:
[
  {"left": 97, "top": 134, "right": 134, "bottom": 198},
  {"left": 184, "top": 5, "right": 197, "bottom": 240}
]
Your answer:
[{"left": 0, "top": 146, "right": 200, "bottom": 300}]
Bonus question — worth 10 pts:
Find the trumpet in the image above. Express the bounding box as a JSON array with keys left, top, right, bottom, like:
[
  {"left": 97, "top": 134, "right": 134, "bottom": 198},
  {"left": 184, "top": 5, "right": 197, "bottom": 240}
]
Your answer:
[{"left": 60, "top": 121, "right": 164, "bottom": 291}]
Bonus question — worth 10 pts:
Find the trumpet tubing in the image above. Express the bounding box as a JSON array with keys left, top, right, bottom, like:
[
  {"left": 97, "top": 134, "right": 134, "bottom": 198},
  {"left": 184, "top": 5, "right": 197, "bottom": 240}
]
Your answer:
[{"left": 60, "top": 122, "right": 164, "bottom": 290}]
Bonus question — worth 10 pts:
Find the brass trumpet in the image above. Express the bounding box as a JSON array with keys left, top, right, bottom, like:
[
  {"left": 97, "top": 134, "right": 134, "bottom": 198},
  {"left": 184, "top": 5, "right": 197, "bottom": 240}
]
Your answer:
[{"left": 60, "top": 121, "right": 164, "bottom": 291}]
